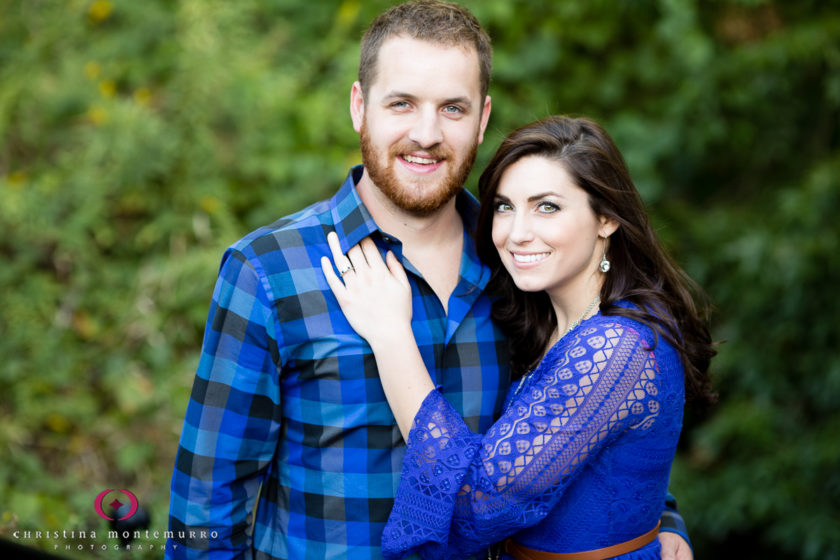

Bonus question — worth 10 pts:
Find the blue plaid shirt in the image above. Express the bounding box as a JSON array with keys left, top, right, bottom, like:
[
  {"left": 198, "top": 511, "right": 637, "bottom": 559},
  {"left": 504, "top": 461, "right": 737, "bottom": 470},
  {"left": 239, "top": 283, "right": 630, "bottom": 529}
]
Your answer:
[{"left": 167, "top": 166, "right": 512, "bottom": 559}]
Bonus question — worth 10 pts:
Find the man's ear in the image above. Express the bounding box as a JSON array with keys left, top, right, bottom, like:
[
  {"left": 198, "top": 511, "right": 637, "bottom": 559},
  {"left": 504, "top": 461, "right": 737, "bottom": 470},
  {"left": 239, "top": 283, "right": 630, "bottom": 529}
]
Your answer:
[
  {"left": 477, "top": 95, "right": 492, "bottom": 145},
  {"left": 350, "top": 81, "right": 365, "bottom": 133}
]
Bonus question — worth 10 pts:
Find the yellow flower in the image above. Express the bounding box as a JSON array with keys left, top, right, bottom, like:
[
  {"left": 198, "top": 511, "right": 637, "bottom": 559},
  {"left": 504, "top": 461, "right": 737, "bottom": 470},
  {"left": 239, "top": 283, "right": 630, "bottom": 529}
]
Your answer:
[
  {"left": 337, "top": 0, "right": 360, "bottom": 28},
  {"left": 8, "top": 171, "right": 27, "bottom": 189},
  {"left": 99, "top": 79, "right": 116, "bottom": 98},
  {"left": 84, "top": 61, "right": 101, "bottom": 80},
  {"left": 46, "top": 413, "right": 71, "bottom": 434},
  {"left": 88, "top": 106, "right": 108, "bottom": 125},
  {"left": 199, "top": 195, "right": 221, "bottom": 214},
  {"left": 72, "top": 311, "right": 99, "bottom": 339},
  {"left": 133, "top": 87, "right": 151, "bottom": 106},
  {"left": 88, "top": 0, "right": 113, "bottom": 23}
]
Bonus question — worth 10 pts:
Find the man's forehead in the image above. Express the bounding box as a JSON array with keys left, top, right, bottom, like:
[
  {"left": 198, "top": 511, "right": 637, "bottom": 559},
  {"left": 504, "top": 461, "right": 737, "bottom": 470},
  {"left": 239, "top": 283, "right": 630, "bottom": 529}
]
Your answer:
[
  {"left": 369, "top": 36, "right": 482, "bottom": 98},
  {"left": 379, "top": 34, "right": 477, "bottom": 54}
]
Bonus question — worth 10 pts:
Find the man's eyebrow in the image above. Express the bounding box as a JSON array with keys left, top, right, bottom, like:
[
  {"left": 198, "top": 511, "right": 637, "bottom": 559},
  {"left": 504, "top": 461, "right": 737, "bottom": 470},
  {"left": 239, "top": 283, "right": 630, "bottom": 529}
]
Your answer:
[{"left": 382, "top": 91, "right": 416, "bottom": 101}]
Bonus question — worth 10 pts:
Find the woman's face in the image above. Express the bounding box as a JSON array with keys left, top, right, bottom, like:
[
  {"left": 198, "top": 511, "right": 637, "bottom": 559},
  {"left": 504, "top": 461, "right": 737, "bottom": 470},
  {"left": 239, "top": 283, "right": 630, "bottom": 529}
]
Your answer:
[{"left": 491, "top": 155, "right": 614, "bottom": 300}]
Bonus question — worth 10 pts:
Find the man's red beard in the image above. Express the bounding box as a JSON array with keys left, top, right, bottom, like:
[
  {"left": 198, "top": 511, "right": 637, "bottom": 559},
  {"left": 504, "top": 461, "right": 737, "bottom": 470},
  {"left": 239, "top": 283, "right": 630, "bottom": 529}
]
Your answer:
[{"left": 359, "top": 122, "right": 478, "bottom": 217}]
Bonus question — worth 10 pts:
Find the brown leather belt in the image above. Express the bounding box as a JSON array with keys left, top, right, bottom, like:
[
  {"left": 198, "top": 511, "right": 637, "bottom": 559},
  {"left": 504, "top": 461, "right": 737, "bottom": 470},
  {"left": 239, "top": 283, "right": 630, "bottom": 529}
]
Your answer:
[{"left": 503, "top": 521, "right": 660, "bottom": 560}]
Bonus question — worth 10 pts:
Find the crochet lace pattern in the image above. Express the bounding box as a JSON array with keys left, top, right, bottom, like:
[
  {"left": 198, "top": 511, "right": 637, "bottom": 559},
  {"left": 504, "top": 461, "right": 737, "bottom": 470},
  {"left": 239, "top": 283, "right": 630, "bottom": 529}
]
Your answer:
[{"left": 382, "top": 313, "right": 684, "bottom": 560}]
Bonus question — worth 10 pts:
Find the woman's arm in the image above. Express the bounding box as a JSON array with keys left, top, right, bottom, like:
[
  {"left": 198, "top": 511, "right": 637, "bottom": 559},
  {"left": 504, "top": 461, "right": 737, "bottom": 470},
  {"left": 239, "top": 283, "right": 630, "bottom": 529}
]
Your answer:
[
  {"left": 320, "top": 232, "right": 434, "bottom": 438},
  {"left": 322, "top": 234, "right": 672, "bottom": 559},
  {"left": 382, "top": 318, "right": 666, "bottom": 559}
]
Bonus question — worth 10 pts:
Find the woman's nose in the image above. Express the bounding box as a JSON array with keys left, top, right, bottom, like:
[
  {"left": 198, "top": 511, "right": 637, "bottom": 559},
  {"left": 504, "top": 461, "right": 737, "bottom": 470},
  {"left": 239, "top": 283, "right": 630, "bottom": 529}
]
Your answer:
[{"left": 508, "top": 212, "right": 534, "bottom": 244}]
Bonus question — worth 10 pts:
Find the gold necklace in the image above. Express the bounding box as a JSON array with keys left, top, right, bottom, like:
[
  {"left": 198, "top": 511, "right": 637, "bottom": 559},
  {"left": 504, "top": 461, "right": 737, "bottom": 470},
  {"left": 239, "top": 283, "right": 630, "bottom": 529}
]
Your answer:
[{"left": 508, "top": 295, "right": 601, "bottom": 405}]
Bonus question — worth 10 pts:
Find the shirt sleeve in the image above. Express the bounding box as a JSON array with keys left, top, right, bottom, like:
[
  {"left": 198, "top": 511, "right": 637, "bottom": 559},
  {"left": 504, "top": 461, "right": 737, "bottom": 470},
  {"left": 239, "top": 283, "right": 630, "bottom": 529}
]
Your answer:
[
  {"left": 381, "top": 322, "right": 663, "bottom": 560},
  {"left": 660, "top": 491, "right": 692, "bottom": 548},
  {"left": 167, "top": 249, "right": 283, "bottom": 559}
]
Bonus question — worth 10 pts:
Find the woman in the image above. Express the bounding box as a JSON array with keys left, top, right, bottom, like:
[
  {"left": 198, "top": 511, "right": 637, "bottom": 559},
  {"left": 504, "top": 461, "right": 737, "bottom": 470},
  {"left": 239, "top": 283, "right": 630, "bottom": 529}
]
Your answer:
[{"left": 321, "top": 116, "right": 716, "bottom": 560}]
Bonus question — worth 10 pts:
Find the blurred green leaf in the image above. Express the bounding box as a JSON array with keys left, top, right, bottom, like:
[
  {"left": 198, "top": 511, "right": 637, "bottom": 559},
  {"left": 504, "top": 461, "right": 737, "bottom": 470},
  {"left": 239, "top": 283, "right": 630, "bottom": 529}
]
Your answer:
[{"left": 1, "top": 1, "right": 838, "bottom": 558}]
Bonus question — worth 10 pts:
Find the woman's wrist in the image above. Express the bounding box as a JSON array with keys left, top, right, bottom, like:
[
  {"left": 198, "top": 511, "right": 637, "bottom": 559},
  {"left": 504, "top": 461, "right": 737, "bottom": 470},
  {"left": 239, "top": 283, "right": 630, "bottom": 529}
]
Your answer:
[{"left": 367, "top": 321, "right": 415, "bottom": 354}]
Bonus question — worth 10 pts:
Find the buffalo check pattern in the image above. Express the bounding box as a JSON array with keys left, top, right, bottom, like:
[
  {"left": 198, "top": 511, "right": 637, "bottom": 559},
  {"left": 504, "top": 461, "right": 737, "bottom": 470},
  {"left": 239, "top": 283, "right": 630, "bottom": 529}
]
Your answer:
[{"left": 167, "top": 166, "right": 511, "bottom": 559}]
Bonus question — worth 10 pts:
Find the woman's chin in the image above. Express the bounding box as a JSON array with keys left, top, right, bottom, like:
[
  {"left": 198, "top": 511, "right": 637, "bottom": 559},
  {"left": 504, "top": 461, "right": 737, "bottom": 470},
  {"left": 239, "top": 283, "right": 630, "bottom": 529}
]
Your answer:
[{"left": 510, "top": 278, "right": 547, "bottom": 294}]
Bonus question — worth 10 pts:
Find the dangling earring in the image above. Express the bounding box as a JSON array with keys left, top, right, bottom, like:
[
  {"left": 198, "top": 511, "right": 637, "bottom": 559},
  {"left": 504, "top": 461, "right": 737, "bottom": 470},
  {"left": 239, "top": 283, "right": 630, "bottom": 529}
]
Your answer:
[{"left": 599, "top": 238, "right": 611, "bottom": 273}]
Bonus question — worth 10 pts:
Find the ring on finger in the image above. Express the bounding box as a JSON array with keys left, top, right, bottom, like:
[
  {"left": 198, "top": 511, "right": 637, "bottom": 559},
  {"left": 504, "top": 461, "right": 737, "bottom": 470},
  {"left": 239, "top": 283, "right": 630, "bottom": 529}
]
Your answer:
[{"left": 338, "top": 263, "right": 354, "bottom": 276}]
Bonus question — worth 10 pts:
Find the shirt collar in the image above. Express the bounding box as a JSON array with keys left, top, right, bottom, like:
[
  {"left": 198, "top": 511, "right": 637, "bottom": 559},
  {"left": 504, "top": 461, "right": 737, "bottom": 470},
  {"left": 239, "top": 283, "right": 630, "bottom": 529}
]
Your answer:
[
  {"left": 329, "top": 166, "right": 380, "bottom": 254},
  {"left": 453, "top": 186, "right": 491, "bottom": 292},
  {"left": 329, "top": 165, "right": 490, "bottom": 290}
]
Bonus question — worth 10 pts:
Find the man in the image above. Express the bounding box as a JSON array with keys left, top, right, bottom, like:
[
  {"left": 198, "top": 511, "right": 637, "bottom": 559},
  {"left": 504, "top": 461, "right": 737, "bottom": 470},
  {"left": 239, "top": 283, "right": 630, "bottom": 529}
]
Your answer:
[{"left": 167, "top": 2, "right": 693, "bottom": 559}]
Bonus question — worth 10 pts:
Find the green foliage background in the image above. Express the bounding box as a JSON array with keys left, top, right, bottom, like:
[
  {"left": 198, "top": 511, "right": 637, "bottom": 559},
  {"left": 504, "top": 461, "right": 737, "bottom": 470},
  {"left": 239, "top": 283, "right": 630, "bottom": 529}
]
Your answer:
[{"left": 1, "top": 0, "right": 838, "bottom": 558}]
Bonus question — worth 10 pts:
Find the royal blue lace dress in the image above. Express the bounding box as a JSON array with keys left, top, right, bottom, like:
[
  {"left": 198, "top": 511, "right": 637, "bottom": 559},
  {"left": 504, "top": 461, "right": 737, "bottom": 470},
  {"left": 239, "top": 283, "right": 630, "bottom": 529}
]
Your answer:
[{"left": 381, "top": 308, "right": 685, "bottom": 560}]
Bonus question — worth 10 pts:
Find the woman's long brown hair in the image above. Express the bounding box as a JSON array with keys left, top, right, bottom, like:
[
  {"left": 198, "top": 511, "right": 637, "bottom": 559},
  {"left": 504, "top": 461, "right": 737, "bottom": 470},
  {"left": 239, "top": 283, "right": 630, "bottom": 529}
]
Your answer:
[{"left": 475, "top": 116, "right": 717, "bottom": 407}]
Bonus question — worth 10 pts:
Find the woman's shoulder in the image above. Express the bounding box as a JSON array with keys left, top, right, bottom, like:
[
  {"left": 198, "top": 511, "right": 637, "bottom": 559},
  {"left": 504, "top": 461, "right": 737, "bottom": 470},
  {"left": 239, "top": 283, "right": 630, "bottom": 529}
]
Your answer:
[
  {"left": 536, "top": 304, "right": 684, "bottom": 399},
  {"left": 576, "top": 303, "right": 650, "bottom": 341},
  {"left": 590, "top": 301, "right": 684, "bottom": 377},
  {"left": 595, "top": 300, "right": 671, "bottom": 344},
  {"left": 552, "top": 302, "right": 678, "bottom": 367}
]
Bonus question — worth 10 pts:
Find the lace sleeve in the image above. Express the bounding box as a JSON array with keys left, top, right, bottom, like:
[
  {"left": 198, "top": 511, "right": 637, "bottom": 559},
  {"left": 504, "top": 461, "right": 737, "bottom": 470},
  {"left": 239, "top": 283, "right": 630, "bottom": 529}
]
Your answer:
[{"left": 381, "top": 321, "right": 662, "bottom": 560}]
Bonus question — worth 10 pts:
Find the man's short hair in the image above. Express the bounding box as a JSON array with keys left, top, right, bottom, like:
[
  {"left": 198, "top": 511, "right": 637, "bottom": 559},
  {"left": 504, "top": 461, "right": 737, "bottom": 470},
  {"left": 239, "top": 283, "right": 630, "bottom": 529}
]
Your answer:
[{"left": 359, "top": 0, "right": 492, "bottom": 99}]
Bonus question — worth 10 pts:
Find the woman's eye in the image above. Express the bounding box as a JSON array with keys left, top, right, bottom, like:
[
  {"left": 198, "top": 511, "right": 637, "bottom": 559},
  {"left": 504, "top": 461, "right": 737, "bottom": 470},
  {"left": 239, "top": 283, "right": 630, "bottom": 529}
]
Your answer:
[
  {"left": 537, "top": 202, "right": 560, "bottom": 213},
  {"left": 494, "top": 201, "right": 512, "bottom": 212}
]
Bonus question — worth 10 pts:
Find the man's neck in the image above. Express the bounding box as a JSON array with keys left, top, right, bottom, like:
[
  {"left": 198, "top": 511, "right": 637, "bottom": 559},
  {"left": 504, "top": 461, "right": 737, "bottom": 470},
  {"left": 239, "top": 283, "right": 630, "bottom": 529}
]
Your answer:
[
  {"left": 356, "top": 171, "right": 464, "bottom": 251},
  {"left": 356, "top": 172, "right": 465, "bottom": 313}
]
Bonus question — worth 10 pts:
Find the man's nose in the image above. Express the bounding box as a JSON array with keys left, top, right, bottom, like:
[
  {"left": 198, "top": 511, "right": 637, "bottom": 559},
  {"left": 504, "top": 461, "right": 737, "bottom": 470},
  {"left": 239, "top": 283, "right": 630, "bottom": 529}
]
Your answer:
[{"left": 408, "top": 107, "right": 443, "bottom": 148}]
